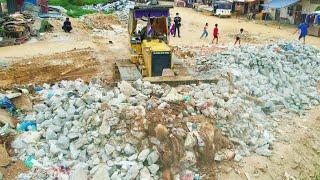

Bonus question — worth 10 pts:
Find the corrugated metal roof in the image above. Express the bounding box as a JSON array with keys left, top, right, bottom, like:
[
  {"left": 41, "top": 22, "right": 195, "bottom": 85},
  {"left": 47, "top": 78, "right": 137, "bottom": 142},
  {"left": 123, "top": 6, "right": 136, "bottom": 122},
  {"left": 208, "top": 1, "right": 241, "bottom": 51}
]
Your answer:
[
  {"left": 25, "top": 0, "right": 37, "bottom": 5},
  {"left": 261, "top": 0, "right": 300, "bottom": 8}
]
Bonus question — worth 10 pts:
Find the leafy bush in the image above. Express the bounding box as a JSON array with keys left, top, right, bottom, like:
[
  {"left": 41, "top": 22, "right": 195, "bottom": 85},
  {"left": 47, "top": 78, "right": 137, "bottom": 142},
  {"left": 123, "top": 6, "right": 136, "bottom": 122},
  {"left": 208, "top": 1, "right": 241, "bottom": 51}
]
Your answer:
[
  {"left": 66, "top": 6, "right": 97, "bottom": 17},
  {"left": 0, "top": 27, "right": 4, "bottom": 37},
  {"left": 39, "top": 19, "right": 53, "bottom": 32},
  {"left": 48, "top": 0, "right": 109, "bottom": 17},
  {"left": 316, "top": 6, "right": 320, "bottom": 11},
  {"left": 49, "top": 0, "right": 108, "bottom": 6}
]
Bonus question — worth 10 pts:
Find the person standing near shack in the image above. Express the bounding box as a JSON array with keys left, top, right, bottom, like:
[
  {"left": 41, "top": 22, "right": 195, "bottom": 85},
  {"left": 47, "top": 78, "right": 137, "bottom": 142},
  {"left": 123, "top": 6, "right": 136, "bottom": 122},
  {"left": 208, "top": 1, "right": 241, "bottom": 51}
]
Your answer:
[
  {"left": 294, "top": 22, "right": 309, "bottom": 44},
  {"left": 236, "top": 3, "right": 241, "bottom": 19},
  {"left": 62, "top": 18, "right": 72, "bottom": 33},
  {"left": 174, "top": 13, "right": 182, "bottom": 37}
]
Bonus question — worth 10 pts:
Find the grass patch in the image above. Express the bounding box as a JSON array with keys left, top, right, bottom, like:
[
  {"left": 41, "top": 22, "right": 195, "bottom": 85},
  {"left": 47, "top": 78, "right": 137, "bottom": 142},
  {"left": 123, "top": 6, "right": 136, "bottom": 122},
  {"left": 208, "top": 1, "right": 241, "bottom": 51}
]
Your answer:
[
  {"left": 103, "top": 8, "right": 115, "bottom": 15},
  {"left": 316, "top": 168, "right": 320, "bottom": 180},
  {"left": 66, "top": 6, "right": 97, "bottom": 17},
  {"left": 49, "top": 0, "right": 111, "bottom": 17},
  {"left": 49, "top": 0, "right": 108, "bottom": 6}
]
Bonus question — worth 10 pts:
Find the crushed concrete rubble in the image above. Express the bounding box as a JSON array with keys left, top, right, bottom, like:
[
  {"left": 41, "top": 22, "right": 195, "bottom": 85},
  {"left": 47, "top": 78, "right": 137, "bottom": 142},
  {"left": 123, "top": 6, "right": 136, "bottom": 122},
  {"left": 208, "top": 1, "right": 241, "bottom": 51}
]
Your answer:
[
  {"left": 12, "top": 79, "right": 233, "bottom": 179},
  {"left": 7, "top": 42, "right": 320, "bottom": 179},
  {"left": 174, "top": 45, "right": 227, "bottom": 68},
  {"left": 196, "top": 42, "right": 320, "bottom": 114},
  {"left": 196, "top": 42, "right": 320, "bottom": 159},
  {"left": 82, "top": 0, "right": 135, "bottom": 23}
]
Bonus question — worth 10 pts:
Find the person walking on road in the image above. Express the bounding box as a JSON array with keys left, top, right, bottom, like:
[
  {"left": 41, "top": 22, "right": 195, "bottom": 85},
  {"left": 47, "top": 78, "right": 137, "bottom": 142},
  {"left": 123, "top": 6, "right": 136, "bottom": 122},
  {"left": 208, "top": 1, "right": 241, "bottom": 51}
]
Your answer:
[
  {"left": 294, "top": 22, "right": 309, "bottom": 44},
  {"left": 212, "top": 24, "right": 219, "bottom": 44},
  {"left": 174, "top": 13, "right": 181, "bottom": 37},
  {"left": 234, "top": 28, "right": 244, "bottom": 45},
  {"left": 169, "top": 22, "right": 175, "bottom": 36},
  {"left": 200, "top": 23, "right": 209, "bottom": 39}
]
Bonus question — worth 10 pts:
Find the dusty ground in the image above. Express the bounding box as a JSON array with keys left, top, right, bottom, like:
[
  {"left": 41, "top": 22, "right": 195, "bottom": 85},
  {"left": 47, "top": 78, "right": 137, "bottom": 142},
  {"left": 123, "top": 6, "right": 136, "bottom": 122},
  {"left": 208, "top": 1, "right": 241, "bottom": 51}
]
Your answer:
[
  {"left": 0, "top": 5, "right": 319, "bottom": 180},
  {"left": 217, "top": 106, "right": 320, "bottom": 180},
  {"left": 0, "top": 16, "right": 129, "bottom": 88},
  {"left": 169, "top": 7, "right": 320, "bottom": 48}
]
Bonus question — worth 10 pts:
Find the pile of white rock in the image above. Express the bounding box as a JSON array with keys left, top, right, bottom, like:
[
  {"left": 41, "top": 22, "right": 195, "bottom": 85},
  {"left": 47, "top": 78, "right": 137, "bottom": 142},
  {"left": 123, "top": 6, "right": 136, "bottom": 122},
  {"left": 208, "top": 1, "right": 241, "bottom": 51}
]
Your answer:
[
  {"left": 113, "top": 1, "right": 135, "bottom": 23},
  {"left": 13, "top": 80, "right": 163, "bottom": 179},
  {"left": 82, "top": 0, "right": 134, "bottom": 23},
  {"left": 12, "top": 76, "right": 280, "bottom": 179},
  {"left": 196, "top": 42, "right": 320, "bottom": 114}
]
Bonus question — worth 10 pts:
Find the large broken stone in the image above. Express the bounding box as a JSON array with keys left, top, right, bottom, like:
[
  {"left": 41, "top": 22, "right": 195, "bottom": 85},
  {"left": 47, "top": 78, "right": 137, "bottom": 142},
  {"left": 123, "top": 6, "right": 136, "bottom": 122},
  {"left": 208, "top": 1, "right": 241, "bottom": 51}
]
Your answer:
[
  {"left": 147, "top": 151, "right": 159, "bottom": 165},
  {"left": 70, "top": 166, "right": 88, "bottom": 180},
  {"left": 138, "top": 148, "right": 150, "bottom": 162},
  {"left": 0, "top": 109, "right": 16, "bottom": 128},
  {"left": 118, "top": 81, "right": 137, "bottom": 96},
  {"left": 162, "top": 88, "right": 183, "bottom": 102},
  {"left": 92, "top": 164, "right": 110, "bottom": 180},
  {"left": 184, "top": 132, "right": 196, "bottom": 150},
  {"left": 139, "top": 167, "right": 151, "bottom": 180}
]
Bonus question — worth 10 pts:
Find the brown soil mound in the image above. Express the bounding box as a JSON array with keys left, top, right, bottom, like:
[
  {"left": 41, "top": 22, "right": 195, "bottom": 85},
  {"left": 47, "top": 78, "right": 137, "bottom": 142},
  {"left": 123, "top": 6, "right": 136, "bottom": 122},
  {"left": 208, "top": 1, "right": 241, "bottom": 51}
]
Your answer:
[
  {"left": 0, "top": 133, "right": 15, "bottom": 156},
  {"left": 0, "top": 161, "right": 29, "bottom": 179},
  {"left": 0, "top": 133, "right": 28, "bottom": 179},
  {"left": 83, "top": 13, "right": 121, "bottom": 30},
  {"left": 142, "top": 103, "right": 233, "bottom": 179},
  {"left": 0, "top": 48, "right": 99, "bottom": 89}
]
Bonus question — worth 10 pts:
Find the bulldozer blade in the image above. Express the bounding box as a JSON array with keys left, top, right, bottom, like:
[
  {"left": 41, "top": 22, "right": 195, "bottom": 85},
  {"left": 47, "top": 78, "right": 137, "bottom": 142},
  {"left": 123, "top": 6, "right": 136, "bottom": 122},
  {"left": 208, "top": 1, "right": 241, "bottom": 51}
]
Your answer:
[{"left": 143, "top": 75, "right": 219, "bottom": 86}]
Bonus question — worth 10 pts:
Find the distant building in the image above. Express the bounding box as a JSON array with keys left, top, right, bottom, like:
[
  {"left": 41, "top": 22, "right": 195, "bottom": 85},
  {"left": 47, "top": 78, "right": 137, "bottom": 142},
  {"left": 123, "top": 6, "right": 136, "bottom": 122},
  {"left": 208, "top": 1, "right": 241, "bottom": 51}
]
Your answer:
[
  {"left": 232, "top": 0, "right": 260, "bottom": 14},
  {"left": 2, "top": 0, "right": 48, "bottom": 14},
  {"left": 264, "top": 0, "right": 320, "bottom": 24}
]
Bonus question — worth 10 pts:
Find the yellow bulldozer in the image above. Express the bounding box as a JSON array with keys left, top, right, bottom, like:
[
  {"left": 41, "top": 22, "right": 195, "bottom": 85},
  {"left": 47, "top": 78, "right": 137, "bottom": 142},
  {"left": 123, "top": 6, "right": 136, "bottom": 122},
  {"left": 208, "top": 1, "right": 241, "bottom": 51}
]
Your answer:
[{"left": 115, "top": 3, "right": 217, "bottom": 85}]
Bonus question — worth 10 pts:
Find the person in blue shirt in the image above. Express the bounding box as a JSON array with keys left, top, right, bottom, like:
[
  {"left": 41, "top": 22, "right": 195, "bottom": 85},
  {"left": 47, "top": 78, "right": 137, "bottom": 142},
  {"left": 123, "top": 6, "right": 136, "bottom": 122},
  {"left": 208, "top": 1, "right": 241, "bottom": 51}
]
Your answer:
[{"left": 294, "top": 22, "right": 309, "bottom": 44}]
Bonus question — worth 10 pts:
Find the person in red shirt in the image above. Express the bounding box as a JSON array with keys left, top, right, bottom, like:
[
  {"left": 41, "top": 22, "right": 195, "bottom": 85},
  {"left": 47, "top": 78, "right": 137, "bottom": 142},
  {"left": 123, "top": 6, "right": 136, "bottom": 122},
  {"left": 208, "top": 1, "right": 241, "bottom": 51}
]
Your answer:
[{"left": 212, "top": 24, "right": 219, "bottom": 44}]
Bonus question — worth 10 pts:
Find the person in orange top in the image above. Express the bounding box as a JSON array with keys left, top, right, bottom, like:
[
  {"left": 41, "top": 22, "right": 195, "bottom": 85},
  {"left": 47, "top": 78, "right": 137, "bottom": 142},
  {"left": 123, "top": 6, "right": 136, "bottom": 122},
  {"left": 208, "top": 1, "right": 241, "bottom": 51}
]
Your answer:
[{"left": 212, "top": 24, "right": 219, "bottom": 44}]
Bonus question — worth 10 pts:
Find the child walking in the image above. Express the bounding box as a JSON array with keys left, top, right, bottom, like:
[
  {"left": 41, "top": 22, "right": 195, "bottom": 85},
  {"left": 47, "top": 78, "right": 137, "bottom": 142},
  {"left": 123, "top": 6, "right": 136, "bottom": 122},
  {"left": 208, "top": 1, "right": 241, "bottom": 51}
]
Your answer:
[
  {"left": 234, "top": 28, "right": 244, "bottom": 45},
  {"left": 169, "top": 22, "right": 175, "bottom": 36},
  {"left": 200, "top": 23, "right": 209, "bottom": 39},
  {"left": 212, "top": 24, "right": 219, "bottom": 44}
]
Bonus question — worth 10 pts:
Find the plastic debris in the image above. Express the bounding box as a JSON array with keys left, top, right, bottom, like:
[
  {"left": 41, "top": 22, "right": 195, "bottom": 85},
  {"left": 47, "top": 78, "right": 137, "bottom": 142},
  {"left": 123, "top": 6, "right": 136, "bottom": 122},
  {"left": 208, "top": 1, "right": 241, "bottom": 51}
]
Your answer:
[
  {"left": 35, "top": 86, "right": 44, "bottom": 92},
  {"left": 183, "top": 95, "right": 191, "bottom": 103},
  {"left": 0, "top": 96, "right": 16, "bottom": 113},
  {"left": 24, "top": 156, "right": 35, "bottom": 168},
  {"left": 17, "top": 121, "right": 37, "bottom": 131}
]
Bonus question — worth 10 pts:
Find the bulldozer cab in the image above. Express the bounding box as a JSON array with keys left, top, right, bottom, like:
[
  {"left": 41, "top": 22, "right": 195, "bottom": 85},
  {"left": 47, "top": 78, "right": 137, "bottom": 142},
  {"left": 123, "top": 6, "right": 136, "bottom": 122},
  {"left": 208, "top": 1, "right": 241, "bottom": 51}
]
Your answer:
[
  {"left": 128, "top": 5, "right": 172, "bottom": 43},
  {"left": 126, "top": 5, "right": 174, "bottom": 78},
  {"left": 114, "top": 4, "right": 219, "bottom": 85}
]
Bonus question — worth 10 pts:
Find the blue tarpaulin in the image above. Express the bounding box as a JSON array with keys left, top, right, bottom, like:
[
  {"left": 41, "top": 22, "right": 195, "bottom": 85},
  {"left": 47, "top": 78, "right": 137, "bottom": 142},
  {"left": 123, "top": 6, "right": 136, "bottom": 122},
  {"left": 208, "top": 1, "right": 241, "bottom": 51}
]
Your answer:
[{"left": 261, "top": 0, "right": 300, "bottom": 8}]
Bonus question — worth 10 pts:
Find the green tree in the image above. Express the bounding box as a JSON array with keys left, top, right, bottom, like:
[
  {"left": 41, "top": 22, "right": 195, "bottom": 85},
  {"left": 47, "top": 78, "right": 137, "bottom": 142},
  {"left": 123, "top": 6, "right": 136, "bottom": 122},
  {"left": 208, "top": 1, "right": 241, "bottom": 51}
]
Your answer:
[
  {"left": 0, "top": 0, "right": 5, "bottom": 17},
  {"left": 316, "top": 6, "right": 320, "bottom": 11}
]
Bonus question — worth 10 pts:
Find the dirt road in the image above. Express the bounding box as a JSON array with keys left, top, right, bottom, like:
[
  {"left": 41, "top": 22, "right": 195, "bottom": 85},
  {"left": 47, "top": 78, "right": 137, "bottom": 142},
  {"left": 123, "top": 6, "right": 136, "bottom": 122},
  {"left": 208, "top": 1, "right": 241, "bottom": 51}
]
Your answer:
[
  {"left": 0, "top": 16, "right": 129, "bottom": 88},
  {"left": 218, "top": 105, "right": 320, "bottom": 180},
  {"left": 169, "top": 7, "right": 320, "bottom": 48}
]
